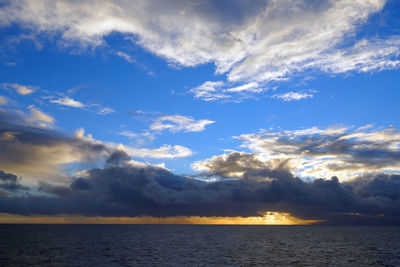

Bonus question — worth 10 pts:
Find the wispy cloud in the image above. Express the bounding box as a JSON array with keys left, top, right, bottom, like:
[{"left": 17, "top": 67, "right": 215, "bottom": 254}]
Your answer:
[
  {"left": 125, "top": 144, "right": 193, "bottom": 159},
  {"left": 190, "top": 81, "right": 263, "bottom": 102},
  {"left": 1, "top": 0, "right": 398, "bottom": 101},
  {"left": 116, "top": 51, "right": 135, "bottom": 64},
  {"left": 150, "top": 115, "right": 215, "bottom": 133},
  {"left": 28, "top": 106, "right": 55, "bottom": 126},
  {"left": 50, "top": 96, "right": 85, "bottom": 108},
  {"left": 66, "top": 84, "right": 89, "bottom": 94},
  {"left": 50, "top": 96, "right": 114, "bottom": 115},
  {"left": 2, "top": 83, "right": 36, "bottom": 95},
  {"left": 0, "top": 96, "right": 9, "bottom": 105},
  {"left": 272, "top": 91, "right": 315, "bottom": 101},
  {"left": 121, "top": 112, "right": 215, "bottom": 144},
  {"left": 119, "top": 130, "right": 155, "bottom": 145}
]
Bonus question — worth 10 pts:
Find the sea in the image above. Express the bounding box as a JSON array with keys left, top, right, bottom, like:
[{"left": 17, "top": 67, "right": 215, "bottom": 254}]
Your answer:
[{"left": 0, "top": 225, "right": 399, "bottom": 266}]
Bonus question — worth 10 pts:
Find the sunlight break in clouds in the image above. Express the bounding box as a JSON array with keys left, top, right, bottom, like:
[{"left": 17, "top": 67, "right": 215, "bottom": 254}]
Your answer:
[
  {"left": 1, "top": 0, "right": 399, "bottom": 101},
  {"left": 0, "top": 212, "right": 322, "bottom": 225}
]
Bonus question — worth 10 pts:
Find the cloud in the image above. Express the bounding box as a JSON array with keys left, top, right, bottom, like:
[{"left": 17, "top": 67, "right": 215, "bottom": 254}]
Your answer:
[
  {"left": 122, "top": 113, "right": 214, "bottom": 145},
  {"left": 50, "top": 96, "right": 114, "bottom": 115},
  {"left": 0, "top": 108, "right": 193, "bottom": 181},
  {"left": 116, "top": 51, "right": 135, "bottom": 64},
  {"left": 272, "top": 91, "right": 315, "bottom": 101},
  {"left": 96, "top": 106, "right": 114, "bottom": 115},
  {"left": 28, "top": 106, "right": 54, "bottom": 124},
  {"left": 0, "top": 111, "right": 109, "bottom": 179},
  {"left": 2, "top": 83, "right": 35, "bottom": 95},
  {"left": 119, "top": 130, "right": 155, "bottom": 145},
  {"left": 190, "top": 81, "right": 230, "bottom": 102},
  {"left": 192, "top": 152, "right": 288, "bottom": 180},
  {"left": 190, "top": 81, "right": 263, "bottom": 102},
  {"left": 66, "top": 84, "right": 89, "bottom": 94},
  {"left": 236, "top": 126, "right": 400, "bottom": 180},
  {"left": 150, "top": 115, "right": 215, "bottom": 133},
  {"left": 1, "top": 0, "right": 398, "bottom": 101},
  {"left": 0, "top": 96, "right": 9, "bottom": 105},
  {"left": 50, "top": 96, "right": 85, "bottom": 108},
  {"left": 125, "top": 144, "right": 192, "bottom": 159},
  {"left": 0, "top": 170, "right": 28, "bottom": 192},
  {"left": 0, "top": 149, "right": 400, "bottom": 225}
]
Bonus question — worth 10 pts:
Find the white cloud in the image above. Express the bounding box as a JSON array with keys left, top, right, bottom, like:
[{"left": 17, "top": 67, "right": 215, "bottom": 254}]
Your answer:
[
  {"left": 236, "top": 126, "right": 400, "bottom": 180},
  {"left": 0, "top": 96, "right": 9, "bottom": 105},
  {"left": 50, "top": 96, "right": 114, "bottom": 115},
  {"left": 96, "top": 106, "right": 114, "bottom": 115},
  {"left": 1, "top": 0, "right": 398, "bottom": 101},
  {"left": 29, "top": 107, "right": 54, "bottom": 124},
  {"left": 50, "top": 96, "right": 85, "bottom": 108},
  {"left": 116, "top": 51, "right": 135, "bottom": 63},
  {"left": 272, "top": 91, "right": 314, "bottom": 101},
  {"left": 119, "top": 130, "right": 155, "bottom": 145},
  {"left": 190, "top": 81, "right": 263, "bottom": 102},
  {"left": 190, "top": 81, "right": 230, "bottom": 102},
  {"left": 150, "top": 115, "right": 215, "bottom": 133},
  {"left": 125, "top": 144, "right": 193, "bottom": 159},
  {"left": 2, "top": 83, "right": 35, "bottom": 95}
]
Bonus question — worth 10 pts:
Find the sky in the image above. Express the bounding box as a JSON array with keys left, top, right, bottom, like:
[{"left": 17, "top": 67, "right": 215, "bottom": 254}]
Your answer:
[{"left": 0, "top": 0, "right": 400, "bottom": 225}]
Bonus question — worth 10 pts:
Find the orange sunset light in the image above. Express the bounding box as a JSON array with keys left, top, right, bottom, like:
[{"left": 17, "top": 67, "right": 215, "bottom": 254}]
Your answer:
[{"left": 0, "top": 212, "right": 322, "bottom": 225}]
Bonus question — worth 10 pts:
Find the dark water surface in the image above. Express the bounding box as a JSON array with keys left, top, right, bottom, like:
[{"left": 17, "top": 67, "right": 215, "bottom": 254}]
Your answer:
[{"left": 0, "top": 225, "right": 399, "bottom": 266}]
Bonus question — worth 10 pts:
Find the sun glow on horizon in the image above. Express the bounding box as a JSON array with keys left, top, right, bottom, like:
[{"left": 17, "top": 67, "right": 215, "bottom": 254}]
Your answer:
[{"left": 0, "top": 212, "right": 323, "bottom": 225}]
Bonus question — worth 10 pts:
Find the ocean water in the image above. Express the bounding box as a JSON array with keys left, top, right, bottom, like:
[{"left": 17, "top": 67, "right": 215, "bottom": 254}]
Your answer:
[{"left": 0, "top": 225, "right": 399, "bottom": 266}]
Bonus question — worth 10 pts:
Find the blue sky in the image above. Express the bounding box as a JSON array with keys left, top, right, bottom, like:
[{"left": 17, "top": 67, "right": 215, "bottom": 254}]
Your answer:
[{"left": 1, "top": 0, "right": 400, "bottom": 224}]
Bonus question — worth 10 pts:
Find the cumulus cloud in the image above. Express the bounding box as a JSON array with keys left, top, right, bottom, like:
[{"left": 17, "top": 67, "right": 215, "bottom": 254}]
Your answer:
[
  {"left": 235, "top": 126, "right": 400, "bottom": 180},
  {"left": 192, "top": 152, "right": 289, "bottom": 181},
  {"left": 0, "top": 149, "right": 399, "bottom": 225},
  {"left": 1, "top": 0, "right": 398, "bottom": 101},
  {"left": 150, "top": 115, "right": 215, "bottom": 133},
  {"left": 0, "top": 111, "right": 109, "bottom": 179},
  {"left": 2, "top": 83, "right": 36, "bottom": 95},
  {"left": 0, "top": 108, "right": 193, "bottom": 181},
  {"left": 0, "top": 116, "right": 399, "bottom": 224}
]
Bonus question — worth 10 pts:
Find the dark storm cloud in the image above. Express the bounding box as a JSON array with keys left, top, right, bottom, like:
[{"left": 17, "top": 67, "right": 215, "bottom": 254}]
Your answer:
[
  {"left": 1, "top": 110, "right": 399, "bottom": 224},
  {"left": 0, "top": 151, "right": 399, "bottom": 224},
  {"left": 0, "top": 170, "right": 27, "bottom": 191}
]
